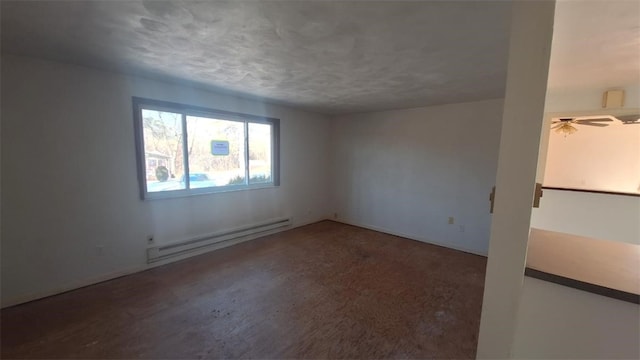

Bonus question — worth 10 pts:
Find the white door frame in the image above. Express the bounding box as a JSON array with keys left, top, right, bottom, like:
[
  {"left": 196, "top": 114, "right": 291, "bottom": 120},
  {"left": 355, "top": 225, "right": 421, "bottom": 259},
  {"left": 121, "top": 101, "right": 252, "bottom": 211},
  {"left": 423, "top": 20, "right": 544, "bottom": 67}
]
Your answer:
[{"left": 476, "top": 1, "right": 556, "bottom": 358}]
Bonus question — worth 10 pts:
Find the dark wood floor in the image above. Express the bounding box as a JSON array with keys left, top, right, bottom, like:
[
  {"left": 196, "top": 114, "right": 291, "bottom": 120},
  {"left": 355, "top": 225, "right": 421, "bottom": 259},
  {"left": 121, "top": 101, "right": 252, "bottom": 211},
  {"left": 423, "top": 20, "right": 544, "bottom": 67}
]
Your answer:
[{"left": 1, "top": 221, "right": 487, "bottom": 359}]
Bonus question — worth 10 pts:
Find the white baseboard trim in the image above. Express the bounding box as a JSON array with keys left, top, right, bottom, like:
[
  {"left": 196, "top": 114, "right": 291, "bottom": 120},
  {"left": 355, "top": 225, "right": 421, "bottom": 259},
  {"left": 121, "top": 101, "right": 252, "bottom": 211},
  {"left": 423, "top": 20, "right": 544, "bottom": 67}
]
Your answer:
[
  {"left": 331, "top": 218, "right": 488, "bottom": 257},
  {"left": 1, "top": 264, "right": 148, "bottom": 309},
  {"left": 1, "top": 218, "right": 322, "bottom": 309},
  {"left": 3, "top": 217, "right": 484, "bottom": 308}
]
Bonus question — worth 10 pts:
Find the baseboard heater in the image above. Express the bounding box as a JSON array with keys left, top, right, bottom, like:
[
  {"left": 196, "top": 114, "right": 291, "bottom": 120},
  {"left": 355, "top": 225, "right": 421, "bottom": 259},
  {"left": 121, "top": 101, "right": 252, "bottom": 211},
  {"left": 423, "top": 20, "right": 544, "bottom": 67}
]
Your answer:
[{"left": 146, "top": 217, "right": 291, "bottom": 263}]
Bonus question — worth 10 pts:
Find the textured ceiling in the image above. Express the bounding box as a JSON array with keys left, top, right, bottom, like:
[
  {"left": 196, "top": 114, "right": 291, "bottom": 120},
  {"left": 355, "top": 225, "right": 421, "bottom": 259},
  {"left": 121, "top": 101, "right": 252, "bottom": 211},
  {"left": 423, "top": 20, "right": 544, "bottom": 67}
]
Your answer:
[
  {"left": 1, "top": 0, "right": 512, "bottom": 114},
  {"left": 548, "top": 1, "right": 640, "bottom": 90}
]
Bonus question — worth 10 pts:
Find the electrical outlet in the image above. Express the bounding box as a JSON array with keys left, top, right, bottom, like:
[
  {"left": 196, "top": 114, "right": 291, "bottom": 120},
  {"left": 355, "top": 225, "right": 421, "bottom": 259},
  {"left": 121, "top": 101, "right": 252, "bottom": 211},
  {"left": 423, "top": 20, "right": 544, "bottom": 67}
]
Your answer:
[
  {"left": 334, "top": 212, "right": 338, "bottom": 219},
  {"left": 96, "top": 245, "right": 104, "bottom": 256},
  {"left": 147, "top": 235, "right": 154, "bottom": 245},
  {"left": 448, "top": 217, "right": 454, "bottom": 224},
  {"left": 459, "top": 225, "right": 465, "bottom": 232}
]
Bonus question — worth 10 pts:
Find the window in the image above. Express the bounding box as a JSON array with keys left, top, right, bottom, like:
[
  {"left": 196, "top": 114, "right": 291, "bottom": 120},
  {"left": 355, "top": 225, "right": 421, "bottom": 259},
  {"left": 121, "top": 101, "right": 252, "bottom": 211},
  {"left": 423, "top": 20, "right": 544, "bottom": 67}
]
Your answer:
[{"left": 133, "top": 97, "right": 280, "bottom": 199}]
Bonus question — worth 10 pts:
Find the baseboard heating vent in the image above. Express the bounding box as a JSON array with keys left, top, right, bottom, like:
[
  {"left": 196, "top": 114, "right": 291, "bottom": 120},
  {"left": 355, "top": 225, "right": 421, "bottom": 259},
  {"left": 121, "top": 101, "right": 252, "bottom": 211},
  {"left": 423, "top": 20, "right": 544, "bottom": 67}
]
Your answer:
[{"left": 147, "top": 217, "right": 291, "bottom": 263}]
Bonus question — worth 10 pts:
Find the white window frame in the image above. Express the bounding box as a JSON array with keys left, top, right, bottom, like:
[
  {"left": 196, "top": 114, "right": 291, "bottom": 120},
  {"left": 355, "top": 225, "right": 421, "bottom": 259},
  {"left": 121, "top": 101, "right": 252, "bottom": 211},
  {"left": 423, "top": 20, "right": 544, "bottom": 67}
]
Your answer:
[{"left": 133, "top": 97, "right": 280, "bottom": 200}]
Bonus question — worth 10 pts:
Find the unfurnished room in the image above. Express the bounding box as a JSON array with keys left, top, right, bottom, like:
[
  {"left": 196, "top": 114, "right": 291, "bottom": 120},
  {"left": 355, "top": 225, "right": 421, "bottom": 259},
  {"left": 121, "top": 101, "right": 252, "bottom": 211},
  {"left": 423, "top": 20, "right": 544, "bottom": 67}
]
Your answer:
[{"left": 1, "top": 1, "right": 639, "bottom": 359}]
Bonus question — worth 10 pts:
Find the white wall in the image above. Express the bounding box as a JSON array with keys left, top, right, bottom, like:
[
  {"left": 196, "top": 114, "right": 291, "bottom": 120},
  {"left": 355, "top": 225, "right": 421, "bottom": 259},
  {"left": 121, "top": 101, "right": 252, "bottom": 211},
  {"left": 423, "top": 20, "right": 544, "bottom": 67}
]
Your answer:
[
  {"left": 531, "top": 189, "right": 640, "bottom": 245},
  {"left": 545, "top": 84, "right": 640, "bottom": 113},
  {"left": 516, "top": 36, "right": 640, "bottom": 360},
  {"left": 513, "top": 277, "right": 640, "bottom": 359},
  {"left": 532, "top": 85, "right": 640, "bottom": 245},
  {"left": 330, "top": 99, "right": 503, "bottom": 255},
  {"left": 1, "top": 55, "right": 332, "bottom": 307},
  {"left": 544, "top": 119, "right": 640, "bottom": 194}
]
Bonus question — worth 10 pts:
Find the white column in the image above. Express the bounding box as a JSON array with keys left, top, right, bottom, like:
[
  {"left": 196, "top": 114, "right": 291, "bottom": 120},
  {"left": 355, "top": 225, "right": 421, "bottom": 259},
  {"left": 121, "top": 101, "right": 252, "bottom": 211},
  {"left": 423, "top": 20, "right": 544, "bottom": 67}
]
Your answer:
[{"left": 476, "top": 1, "right": 556, "bottom": 358}]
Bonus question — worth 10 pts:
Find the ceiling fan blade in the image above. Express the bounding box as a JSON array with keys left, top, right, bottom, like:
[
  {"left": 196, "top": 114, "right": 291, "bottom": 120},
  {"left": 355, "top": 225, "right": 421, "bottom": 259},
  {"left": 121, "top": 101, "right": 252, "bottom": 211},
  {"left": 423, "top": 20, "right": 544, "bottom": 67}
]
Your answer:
[
  {"left": 551, "top": 123, "right": 564, "bottom": 129},
  {"left": 575, "top": 117, "right": 612, "bottom": 123},
  {"left": 616, "top": 114, "right": 640, "bottom": 122},
  {"left": 577, "top": 122, "right": 609, "bottom": 127},
  {"left": 552, "top": 118, "right": 574, "bottom": 124},
  {"left": 617, "top": 114, "right": 640, "bottom": 123}
]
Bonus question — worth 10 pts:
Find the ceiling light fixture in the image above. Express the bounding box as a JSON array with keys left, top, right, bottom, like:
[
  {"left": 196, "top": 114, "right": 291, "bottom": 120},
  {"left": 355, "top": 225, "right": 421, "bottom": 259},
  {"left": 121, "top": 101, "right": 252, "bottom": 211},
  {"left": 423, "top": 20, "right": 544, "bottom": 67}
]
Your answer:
[
  {"left": 554, "top": 121, "right": 578, "bottom": 137},
  {"left": 551, "top": 114, "right": 640, "bottom": 137}
]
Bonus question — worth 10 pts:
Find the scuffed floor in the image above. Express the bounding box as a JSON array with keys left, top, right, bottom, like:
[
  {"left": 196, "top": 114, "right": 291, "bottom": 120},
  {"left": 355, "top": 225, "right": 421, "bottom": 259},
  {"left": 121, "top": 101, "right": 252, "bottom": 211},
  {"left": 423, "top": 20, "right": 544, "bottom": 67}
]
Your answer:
[{"left": 1, "top": 221, "right": 487, "bottom": 359}]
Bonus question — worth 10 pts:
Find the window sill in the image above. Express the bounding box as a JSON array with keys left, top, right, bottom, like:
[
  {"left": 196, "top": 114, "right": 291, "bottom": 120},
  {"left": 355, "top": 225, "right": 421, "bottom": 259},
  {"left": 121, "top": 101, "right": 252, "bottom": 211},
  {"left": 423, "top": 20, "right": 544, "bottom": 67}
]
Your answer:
[{"left": 143, "top": 183, "right": 278, "bottom": 201}]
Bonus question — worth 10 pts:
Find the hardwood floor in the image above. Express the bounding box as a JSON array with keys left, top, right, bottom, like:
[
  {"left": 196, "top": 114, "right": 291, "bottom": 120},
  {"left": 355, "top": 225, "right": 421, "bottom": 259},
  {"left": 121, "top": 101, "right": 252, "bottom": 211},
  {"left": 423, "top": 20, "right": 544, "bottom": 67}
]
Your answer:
[{"left": 1, "top": 221, "right": 487, "bottom": 359}]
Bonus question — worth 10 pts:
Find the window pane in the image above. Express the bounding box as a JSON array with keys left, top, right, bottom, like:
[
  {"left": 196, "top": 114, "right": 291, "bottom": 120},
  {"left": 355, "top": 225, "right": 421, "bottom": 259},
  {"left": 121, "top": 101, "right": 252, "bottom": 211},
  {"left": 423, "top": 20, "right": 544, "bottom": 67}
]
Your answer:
[
  {"left": 186, "top": 116, "right": 246, "bottom": 188},
  {"left": 141, "top": 109, "right": 186, "bottom": 192},
  {"left": 248, "top": 122, "right": 272, "bottom": 184}
]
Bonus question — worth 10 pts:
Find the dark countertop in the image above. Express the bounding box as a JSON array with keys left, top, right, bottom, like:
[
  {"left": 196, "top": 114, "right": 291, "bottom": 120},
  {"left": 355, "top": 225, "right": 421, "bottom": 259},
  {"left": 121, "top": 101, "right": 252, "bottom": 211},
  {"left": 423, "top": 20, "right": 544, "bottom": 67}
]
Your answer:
[{"left": 526, "top": 228, "right": 640, "bottom": 304}]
